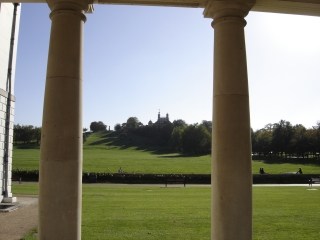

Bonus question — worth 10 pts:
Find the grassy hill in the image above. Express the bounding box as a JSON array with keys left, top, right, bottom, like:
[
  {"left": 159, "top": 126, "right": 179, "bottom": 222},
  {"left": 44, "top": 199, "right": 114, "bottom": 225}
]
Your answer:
[
  {"left": 13, "top": 131, "right": 211, "bottom": 174},
  {"left": 12, "top": 130, "right": 320, "bottom": 174},
  {"left": 83, "top": 130, "right": 211, "bottom": 173}
]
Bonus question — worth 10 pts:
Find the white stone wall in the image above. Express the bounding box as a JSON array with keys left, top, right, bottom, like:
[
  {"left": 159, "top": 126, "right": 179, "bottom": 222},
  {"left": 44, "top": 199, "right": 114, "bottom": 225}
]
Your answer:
[
  {"left": 0, "top": 91, "right": 15, "bottom": 201},
  {"left": 0, "top": 3, "right": 20, "bottom": 94},
  {"left": 0, "top": 3, "right": 20, "bottom": 202}
]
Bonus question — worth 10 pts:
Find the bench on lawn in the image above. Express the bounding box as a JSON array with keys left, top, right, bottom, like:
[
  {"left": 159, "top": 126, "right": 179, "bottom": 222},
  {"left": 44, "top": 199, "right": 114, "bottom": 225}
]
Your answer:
[
  {"left": 165, "top": 178, "right": 186, "bottom": 187},
  {"left": 309, "top": 178, "right": 320, "bottom": 187}
]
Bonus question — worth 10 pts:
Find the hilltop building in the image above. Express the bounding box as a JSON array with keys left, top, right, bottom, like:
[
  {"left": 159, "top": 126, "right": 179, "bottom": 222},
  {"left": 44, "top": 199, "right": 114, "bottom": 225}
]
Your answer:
[
  {"left": 149, "top": 111, "right": 170, "bottom": 128},
  {"left": 0, "top": 3, "right": 20, "bottom": 203}
]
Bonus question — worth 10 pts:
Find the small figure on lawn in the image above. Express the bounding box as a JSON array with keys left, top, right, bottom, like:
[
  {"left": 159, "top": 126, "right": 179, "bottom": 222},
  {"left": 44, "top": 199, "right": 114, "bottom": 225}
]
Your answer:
[
  {"left": 297, "top": 168, "right": 303, "bottom": 174},
  {"left": 309, "top": 178, "right": 313, "bottom": 187},
  {"left": 118, "top": 167, "right": 123, "bottom": 173},
  {"left": 259, "top": 168, "right": 265, "bottom": 174}
]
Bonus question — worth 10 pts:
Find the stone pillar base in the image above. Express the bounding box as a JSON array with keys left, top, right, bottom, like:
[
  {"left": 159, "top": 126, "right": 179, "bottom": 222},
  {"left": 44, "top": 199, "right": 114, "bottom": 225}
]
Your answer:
[{"left": 2, "top": 197, "right": 17, "bottom": 203}]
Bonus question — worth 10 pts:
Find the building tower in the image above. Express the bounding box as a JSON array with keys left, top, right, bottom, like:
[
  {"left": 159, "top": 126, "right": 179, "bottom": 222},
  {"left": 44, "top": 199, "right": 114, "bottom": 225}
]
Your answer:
[{"left": 156, "top": 111, "right": 169, "bottom": 128}]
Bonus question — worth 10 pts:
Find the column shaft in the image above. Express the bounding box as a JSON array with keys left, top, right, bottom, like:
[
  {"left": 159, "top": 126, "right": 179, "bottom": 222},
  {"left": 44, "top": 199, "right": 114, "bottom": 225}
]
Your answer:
[
  {"left": 38, "top": 8, "right": 85, "bottom": 240},
  {"left": 210, "top": 5, "right": 252, "bottom": 240}
]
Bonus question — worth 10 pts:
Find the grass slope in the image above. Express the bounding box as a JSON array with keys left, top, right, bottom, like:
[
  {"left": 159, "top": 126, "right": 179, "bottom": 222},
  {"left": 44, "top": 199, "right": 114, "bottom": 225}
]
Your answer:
[
  {"left": 12, "top": 130, "right": 320, "bottom": 173},
  {"left": 12, "top": 184, "right": 320, "bottom": 239},
  {"left": 13, "top": 131, "right": 211, "bottom": 173}
]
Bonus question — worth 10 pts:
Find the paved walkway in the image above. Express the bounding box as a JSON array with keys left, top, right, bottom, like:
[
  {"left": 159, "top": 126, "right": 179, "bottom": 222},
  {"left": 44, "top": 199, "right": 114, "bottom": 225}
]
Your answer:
[{"left": 0, "top": 195, "right": 38, "bottom": 240}]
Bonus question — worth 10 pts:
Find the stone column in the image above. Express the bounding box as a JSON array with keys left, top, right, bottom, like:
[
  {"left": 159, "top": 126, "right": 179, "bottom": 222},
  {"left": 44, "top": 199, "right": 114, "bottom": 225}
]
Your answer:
[
  {"left": 39, "top": 1, "right": 91, "bottom": 239},
  {"left": 204, "top": 1, "right": 254, "bottom": 239}
]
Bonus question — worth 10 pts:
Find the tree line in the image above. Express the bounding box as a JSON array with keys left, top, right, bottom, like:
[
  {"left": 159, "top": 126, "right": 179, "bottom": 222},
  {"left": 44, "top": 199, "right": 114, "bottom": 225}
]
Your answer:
[
  {"left": 13, "top": 123, "right": 99, "bottom": 145},
  {"left": 114, "top": 117, "right": 212, "bottom": 155},
  {"left": 252, "top": 120, "right": 320, "bottom": 158},
  {"left": 13, "top": 124, "right": 41, "bottom": 145},
  {"left": 13, "top": 119, "right": 320, "bottom": 158}
]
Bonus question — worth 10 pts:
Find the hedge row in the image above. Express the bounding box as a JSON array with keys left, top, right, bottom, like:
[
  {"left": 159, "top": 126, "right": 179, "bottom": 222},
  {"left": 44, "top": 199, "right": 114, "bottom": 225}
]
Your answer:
[
  {"left": 82, "top": 173, "right": 211, "bottom": 184},
  {"left": 253, "top": 174, "right": 319, "bottom": 184},
  {"left": 11, "top": 169, "right": 320, "bottom": 184}
]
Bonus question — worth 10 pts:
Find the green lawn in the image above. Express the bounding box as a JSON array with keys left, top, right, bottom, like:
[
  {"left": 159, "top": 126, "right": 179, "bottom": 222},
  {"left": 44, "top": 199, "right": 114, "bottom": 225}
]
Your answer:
[
  {"left": 12, "top": 131, "right": 320, "bottom": 174},
  {"left": 13, "top": 131, "right": 212, "bottom": 173},
  {"left": 12, "top": 184, "right": 320, "bottom": 239}
]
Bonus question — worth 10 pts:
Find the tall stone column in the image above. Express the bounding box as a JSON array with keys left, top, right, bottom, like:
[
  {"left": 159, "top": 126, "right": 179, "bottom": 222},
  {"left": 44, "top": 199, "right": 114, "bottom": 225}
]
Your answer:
[
  {"left": 39, "top": 1, "right": 91, "bottom": 239},
  {"left": 204, "top": 1, "right": 254, "bottom": 239}
]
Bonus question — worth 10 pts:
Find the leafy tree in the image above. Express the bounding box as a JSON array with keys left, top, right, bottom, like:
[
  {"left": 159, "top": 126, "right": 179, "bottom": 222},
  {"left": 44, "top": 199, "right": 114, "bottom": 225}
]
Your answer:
[
  {"left": 159, "top": 122, "right": 173, "bottom": 144},
  {"left": 21, "top": 125, "right": 34, "bottom": 144},
  {"left": 172, "top": 119, "right": 187, "bottom": 128},
  {"left": 170, "top": 126, "right": 186, "bottom": 151},
  {"left": 114, "top": 123, "right": 121, "bottom": 131},
  {"left": 34, "top": 127, "right": 42, "bottom": 145},
  {"left": 144, "top": 124, "right": 158, "bottom": 138},
  {"left": 271, "top": 120, "right": 293, "bottom": 157},
  {"left": 83, "top": 128, "right": 88, "bottom": 132},
  {"left": 200, "top": 120, "right": 212, "bottom": 133},
  {"left": 308, "top": 122, "right": 320, "bottom": 157},
  {"left": 264, "top": 123, "right": 273, "bottom": 131},
  {"left": 119, "top": 132, "right": 127, "bottom": 140},
  {"left": 181, "top": 124, "right": 211, "bottom": 154},
  {"left": 252, "top": 128, "right": 272, "bottom": 156},
  {"left": 13, "top": 124, "right": 23, "bottom": 143},
  {"left": 290, "top": 124, "right": 309, "bottom": 158},
  {"left": 251, "top": 120, "right": 320, "bottom": 158},
  {"left": 90, "top": 121, "right": 107, "bottom": 132},
  {"left": 126, "top": 117, "right": 139, "bottom": 128},
  {"left": 251, "top": 128, "right": 257, "bottom": 151},
  {"left": 13, "top": 124, "right": 41, "bottom": 144}
]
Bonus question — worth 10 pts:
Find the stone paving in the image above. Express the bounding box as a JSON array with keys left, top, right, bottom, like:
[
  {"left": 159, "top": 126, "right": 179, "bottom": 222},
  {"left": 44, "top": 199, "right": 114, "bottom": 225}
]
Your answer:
[{"left": 0, "top": 195, "right": 38, "bottom": 240}]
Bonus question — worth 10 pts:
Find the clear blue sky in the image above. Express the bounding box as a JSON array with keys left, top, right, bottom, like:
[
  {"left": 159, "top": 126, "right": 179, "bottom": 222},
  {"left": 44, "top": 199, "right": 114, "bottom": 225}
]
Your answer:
[{"left": 14, "top": 3, "right": 320, "bottom": 131}]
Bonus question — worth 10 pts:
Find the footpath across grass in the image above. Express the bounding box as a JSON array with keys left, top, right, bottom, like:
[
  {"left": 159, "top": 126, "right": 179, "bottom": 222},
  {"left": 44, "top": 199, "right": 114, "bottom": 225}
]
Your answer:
[{"left": 12, "top": 184, "right": 320, "bottom": 239}]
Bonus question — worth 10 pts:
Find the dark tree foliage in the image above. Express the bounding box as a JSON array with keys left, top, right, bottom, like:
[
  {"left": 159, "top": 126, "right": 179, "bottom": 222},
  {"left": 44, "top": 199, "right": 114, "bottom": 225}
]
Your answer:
[
  {"left": 271, "top": 120, "right": 294, "bottom": 157},
  {"left": 309, "top": 122, "right": 320, "bottom": 156},
  {"left": 170, "top": 126, "right": 186, "bottom": 151},
  {"left": 159, "top": 122, "right": 173, "bottom": 144},
  {"left": 34, "top": 127, "right": 41, "bottom": 145},
  {"left": 90, "top": 121, "right": 107, "bottom": 132},
  {"left": 180, "top": 124, "right": 211, "bottom": 154},
  {"left": 114, "top": 123, "right": 121, "bottom": 131},
  {"left": 200, "top": 120, "right": 212, "bottom": 133},
  {"left": 13, "top": 124, "right": 41, "bottom": 144},
  {"left": 126, "top": 117, "right": 139, "bottom": 128},
  {"left": 291, "top": 124, "right": 309, "bottom": 158},
  {"left": 83, "top": 132, "right": 91, "bottom": 143},
  {"left": 172, "top": 119, "right": 187, "bottom": 128},
  {"left": 127, "top": 117, "right": 213, "bottom": 153},
  {"left": 119, "top": 132, "right": 127, "bottom": 140},
  {"left": 251, "top": 128, "right": 272, "bottom": 156},
  {"left": 252, "top": 120, "right": 320, "bottom": 158},
  {"left": 132, "top": 124, "right": 158, "bottom": 138}
]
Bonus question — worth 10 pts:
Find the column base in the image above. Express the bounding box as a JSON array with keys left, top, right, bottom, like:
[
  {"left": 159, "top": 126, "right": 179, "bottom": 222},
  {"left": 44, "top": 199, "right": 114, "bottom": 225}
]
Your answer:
[{"left": 2, "top": 197, "right": 17, "bottom": 203}]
